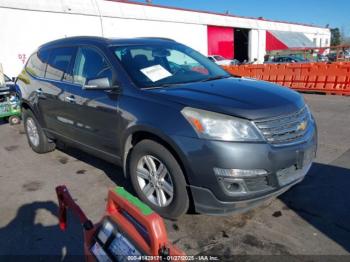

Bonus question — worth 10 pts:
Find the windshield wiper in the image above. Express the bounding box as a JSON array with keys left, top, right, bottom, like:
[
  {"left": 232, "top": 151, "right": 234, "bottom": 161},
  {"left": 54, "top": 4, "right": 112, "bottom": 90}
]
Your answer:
[
  {"left": 143, "top": 76, "right": 230, "bottom": 89},
  {"left": 201, "top": 75, "right": 230, "bottom": 82}
]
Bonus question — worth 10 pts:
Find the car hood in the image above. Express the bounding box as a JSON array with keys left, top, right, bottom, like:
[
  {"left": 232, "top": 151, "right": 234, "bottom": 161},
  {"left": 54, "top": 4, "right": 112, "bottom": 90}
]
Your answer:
[{"left": 148, "top": 77, "right": 305, "bottom": 120}]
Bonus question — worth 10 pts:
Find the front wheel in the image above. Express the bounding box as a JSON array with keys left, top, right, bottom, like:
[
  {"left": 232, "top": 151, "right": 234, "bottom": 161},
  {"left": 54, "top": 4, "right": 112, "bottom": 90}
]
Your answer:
[{"left": 129, "top": 140, "right": 189, "bottom": 219}]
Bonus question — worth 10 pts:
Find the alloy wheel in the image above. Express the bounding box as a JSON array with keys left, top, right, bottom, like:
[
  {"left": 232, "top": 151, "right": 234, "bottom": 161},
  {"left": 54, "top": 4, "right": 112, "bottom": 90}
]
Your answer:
[
  {"left": 26, "top": 117, "right": 40, "bottom": 147},
  {"left": 136, "top": 155, "right": 174, "bottom": 207}
]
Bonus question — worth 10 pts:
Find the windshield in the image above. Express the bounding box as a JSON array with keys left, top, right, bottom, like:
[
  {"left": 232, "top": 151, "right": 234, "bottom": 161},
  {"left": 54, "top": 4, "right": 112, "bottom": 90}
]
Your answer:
[{"left": 112, "top": 43, "right": 230, "bottom": 88}]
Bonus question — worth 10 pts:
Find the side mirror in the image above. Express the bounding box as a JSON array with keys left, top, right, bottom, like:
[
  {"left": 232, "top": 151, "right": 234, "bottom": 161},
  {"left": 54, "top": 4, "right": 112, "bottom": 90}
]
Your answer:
[{"left": 83, "top": 77, "right": 114, "bottom": 90}]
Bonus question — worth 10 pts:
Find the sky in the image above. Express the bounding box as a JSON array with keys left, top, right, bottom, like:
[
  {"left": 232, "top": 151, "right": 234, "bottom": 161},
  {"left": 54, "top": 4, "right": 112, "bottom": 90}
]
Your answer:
[{"left": 131, "top": 0, "right": 349, "bottom": 36}]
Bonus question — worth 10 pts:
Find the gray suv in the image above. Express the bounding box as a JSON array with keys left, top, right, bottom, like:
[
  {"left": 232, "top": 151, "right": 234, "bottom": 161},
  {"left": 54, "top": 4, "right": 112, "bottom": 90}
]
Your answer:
[{"left": 17, "top": 37, "right": 317, "bottom": 218}]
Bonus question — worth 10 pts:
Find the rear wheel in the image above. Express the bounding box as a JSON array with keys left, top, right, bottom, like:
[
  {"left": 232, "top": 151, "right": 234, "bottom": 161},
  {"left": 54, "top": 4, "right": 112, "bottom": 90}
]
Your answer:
[
  {"left": 9, "top": 115, "right": 21, "bottom": 125},
  {"left": 129, "top": 140, "right": 189, "bottom": 219},
  {"left": 23, "top": 109, "right": 55, "bottom": 154}
]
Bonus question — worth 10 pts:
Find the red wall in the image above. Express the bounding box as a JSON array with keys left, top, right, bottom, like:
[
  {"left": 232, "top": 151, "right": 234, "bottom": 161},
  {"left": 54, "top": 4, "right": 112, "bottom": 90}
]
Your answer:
[
  {"left": 207, "top": 26, "right": 234, "bottom": 59},
  {"left": 266, "top": 31, "right": 288, "bottom": 51}
]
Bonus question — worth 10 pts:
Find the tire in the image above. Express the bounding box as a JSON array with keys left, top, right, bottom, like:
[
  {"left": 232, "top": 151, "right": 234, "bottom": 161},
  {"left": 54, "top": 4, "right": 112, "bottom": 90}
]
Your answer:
[
  {"left": 9, "top": 115, "right": 21, "bottom": 125},
  {"left": 129, "top": 139, "right": 189, "bottom": 219},
  {"left": 23, "top": 109, "right": 55, "bottom": 154}
]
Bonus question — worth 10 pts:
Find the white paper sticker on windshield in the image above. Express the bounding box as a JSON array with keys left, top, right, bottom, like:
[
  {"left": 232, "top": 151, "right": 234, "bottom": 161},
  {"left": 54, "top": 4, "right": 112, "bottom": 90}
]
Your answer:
[{"left": 140, "top": 65, "right": 172, "bottom": 82}]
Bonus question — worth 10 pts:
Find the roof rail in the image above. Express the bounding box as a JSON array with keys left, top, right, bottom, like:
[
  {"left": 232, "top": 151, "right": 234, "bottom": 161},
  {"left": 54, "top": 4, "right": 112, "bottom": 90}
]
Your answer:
[{"left": 136, "top": 37, "right": 176, "bottom": 42}]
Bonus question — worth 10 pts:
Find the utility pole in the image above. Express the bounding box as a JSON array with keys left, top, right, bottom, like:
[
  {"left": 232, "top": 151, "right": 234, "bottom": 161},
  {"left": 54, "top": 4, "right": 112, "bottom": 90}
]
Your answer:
[{"left": 93, "top": 0, "right": 104, "bottom": 37}]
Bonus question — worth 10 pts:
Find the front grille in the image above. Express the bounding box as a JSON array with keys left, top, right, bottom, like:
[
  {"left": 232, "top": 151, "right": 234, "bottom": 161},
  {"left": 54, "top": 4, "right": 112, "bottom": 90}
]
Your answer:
[
  {"left": 244, "top": 176, "right": 271, "bottom": 192},
  {"left": 254, "top": 107, "right": 310, "bottom": 145}
]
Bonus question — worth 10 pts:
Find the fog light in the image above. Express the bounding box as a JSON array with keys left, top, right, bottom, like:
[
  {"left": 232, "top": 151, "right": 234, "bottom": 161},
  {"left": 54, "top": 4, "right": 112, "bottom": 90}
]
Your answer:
[
  {"left": 214, "top": 168, "right": 267, "bottom": 177},
  {"left": 218, "top": 177, "right": 248, "bottom": 195},
  {"left": 227, "top": 182, "right": 240, "bottom": 191}
]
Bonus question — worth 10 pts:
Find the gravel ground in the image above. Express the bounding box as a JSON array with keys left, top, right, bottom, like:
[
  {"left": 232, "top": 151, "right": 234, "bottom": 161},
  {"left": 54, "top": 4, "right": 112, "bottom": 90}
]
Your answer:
[{"left": 0, "top": 94, "right": 349, "bottom": 260}]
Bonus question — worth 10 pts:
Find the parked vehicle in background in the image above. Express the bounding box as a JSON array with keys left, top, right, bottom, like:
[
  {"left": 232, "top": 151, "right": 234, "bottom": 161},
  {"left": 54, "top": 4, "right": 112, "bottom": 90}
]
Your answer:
[
  {"left": 327, "top": 50, "right": 350, "bottom": 62},
  {"left": 266, "top": 56, "right": 309, "bottom": 64},
  {"left": 327, "top": 53, "right": 337, "bottom": 62},
  {"left": 17, "top": 37, "right": 317, "bottom": 219},
  {"left": 316, "top": 54, "right": 329, "bottom": 62},
  {"left": 208, "top": 55, "right": 240, "bottom": 66},
  {"left": 0, "top": 78, "right": 21, "bottom": 125},
  {"left": 4, "top": 74, "right": 15, "bottom": 88}
]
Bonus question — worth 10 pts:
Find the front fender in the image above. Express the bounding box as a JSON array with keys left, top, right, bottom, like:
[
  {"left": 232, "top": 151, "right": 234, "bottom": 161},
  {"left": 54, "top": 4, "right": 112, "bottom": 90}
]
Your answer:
[{"left": 120, "top": 122, "right": 193, "bottom": 184}]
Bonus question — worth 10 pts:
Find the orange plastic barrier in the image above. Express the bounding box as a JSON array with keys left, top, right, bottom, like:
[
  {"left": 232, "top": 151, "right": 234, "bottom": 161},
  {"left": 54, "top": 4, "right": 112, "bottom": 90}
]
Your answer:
[{"left": 223, "top": 62, "right": 350, "bottom": 96}]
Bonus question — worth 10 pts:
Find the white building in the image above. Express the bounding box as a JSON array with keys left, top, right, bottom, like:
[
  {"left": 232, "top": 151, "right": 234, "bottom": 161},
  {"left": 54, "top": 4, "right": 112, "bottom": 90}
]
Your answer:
[{"left": 0, "top": 0, "right": 331, "bottom": 77}]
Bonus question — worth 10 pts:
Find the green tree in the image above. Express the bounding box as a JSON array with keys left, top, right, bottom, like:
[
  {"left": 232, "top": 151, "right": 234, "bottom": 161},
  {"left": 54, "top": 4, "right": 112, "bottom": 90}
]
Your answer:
[{"left": 331, "top": 28, "right": 341, "bottom": 46}]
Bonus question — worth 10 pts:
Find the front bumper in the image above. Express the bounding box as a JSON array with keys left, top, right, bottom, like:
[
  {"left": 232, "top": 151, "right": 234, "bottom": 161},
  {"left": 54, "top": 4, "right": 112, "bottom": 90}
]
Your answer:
[
  {"left": 171, "top": 124, "right": 317, "bottom": 215},
  {"left": 190, "top": 164, "right": 310, "bottom": 215}
]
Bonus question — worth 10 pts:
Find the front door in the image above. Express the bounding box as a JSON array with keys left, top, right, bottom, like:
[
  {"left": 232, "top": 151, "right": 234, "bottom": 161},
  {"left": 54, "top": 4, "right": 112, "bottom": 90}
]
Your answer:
[{"left": 62, "top": 46, "right": 120, "bottom": 157}]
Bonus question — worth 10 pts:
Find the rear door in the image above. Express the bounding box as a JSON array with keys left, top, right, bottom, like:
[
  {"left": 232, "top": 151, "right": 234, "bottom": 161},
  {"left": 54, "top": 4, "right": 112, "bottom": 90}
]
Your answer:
[
  {"left": 37, "top": 47, "right": 77, "bottom": 135},
  {"left": 62, "top": 46, "right": 120, "bottom": 156}
]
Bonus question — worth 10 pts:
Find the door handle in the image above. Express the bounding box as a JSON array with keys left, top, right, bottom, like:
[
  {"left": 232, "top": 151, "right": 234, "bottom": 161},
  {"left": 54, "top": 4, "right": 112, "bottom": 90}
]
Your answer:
[{"left": 66, "top": 96, "right": 76, "bottom": 103}]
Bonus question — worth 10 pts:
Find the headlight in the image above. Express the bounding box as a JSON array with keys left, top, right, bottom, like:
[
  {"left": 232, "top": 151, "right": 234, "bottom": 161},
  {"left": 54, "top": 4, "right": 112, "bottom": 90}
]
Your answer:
[
  {"left": 305, "top": 104, "right": 314, "bottom": 122},
  {"left": 181, "top": 107, "right": 263, "bottom": 141}
]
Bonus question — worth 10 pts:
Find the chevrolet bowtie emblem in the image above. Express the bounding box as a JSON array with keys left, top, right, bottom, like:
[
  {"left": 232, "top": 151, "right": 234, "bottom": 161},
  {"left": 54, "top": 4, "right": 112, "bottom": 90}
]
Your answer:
[{"left": 297, "top": 121, "right": 307, "bottom": 131}]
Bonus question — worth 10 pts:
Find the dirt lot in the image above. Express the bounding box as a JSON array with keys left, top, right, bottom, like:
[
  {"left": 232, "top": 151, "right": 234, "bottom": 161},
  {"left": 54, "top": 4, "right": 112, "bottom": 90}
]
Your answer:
[{"left": 0, "top": 94, "right": 349, "bottom": 260}]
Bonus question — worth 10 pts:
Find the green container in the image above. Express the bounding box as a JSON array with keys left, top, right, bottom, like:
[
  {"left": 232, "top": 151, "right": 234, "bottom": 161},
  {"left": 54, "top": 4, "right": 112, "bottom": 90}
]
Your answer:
[{"left": 0, "top": 98, "right": 21, "bottom": 119}]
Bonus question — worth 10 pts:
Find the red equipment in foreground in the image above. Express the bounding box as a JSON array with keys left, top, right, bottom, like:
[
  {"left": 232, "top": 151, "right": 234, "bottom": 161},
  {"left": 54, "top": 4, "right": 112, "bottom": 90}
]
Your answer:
[{"left": 56, "top": 185, "right": 185, "bottom": 261}]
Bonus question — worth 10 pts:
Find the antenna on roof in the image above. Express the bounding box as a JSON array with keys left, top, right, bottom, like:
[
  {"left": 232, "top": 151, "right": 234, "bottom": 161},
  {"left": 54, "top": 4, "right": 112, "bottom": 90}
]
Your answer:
[
  {"left": 225, "top": 10, "right": 229, "bottom": 15},
  {"left": 146, "top": 0, "right": 152, "bottom": 3}
]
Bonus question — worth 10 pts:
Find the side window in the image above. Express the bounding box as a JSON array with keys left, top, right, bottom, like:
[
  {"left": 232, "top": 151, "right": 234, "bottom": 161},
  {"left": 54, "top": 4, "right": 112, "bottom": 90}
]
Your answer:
[
  {"left": 25, "top": 49, "right": 50, "bottom": 78},
  {"left": 45, "top": 47, "right": 75, "bottom": 81},
  {"left": 73, "top": 47, "right": 112, "bottom": 86}
]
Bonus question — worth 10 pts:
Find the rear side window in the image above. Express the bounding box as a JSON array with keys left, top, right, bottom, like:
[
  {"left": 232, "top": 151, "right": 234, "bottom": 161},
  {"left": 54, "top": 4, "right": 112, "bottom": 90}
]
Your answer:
[
  {"left": 45, "top": 47, "right": 76, "bottom": 81},
  {"left": 25, "top": 49, "right": 50, "bottom": 78},
  {"left": 73, "top": 47, "right": 112, "bottom": 86}
]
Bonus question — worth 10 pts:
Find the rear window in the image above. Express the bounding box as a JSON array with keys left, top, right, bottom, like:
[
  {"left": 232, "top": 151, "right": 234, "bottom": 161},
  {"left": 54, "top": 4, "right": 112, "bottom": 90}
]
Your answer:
[
  {"left": 45, "top": 47, "right": 76, "bottom": 81},
  {"left": 25, "top": 49, "right": 50, "bottom": 78}
]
